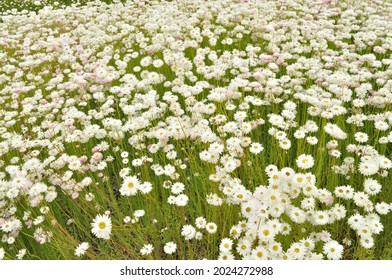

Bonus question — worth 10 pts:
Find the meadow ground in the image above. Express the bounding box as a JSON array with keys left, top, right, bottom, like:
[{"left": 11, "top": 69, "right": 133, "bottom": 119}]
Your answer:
[{"left": 0, "top": 0, "right": 391, "bottom": 260}]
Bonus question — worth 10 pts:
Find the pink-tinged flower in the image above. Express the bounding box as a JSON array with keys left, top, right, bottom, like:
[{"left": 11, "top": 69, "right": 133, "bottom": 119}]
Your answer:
[
  {"left": 91, "top": 152, "right": 103, "bottom": 162},
  {"left": 35, "top": 236, "right": 43, "bottom": 243},
  {"left": 52, "top": 178, "right": 62, "bottom": 186},
  {"left": 75, "top": 77, "right": 88, "bottom": 85},
  {"left": 92, "top": 147, "right": 102, "bottom": 153},
  {"left": 71, "top": 192, "right": 79, "bottom": 200},
  {"left": 25, "top": 220, "right": 33, "bottom": 229},
  {"left": 261, "top": 56, "right": 273, "bottom": 63},
  {"left": 12, "top": 88, "right": 22, "bottom": 93},
  {"left": 326, "top": 195, "right": 334, "bottom": 206},
  {"left": 50, "top": 102, "right": 58, "bottom": 109},
  {"left": 315, "top": 78, "right": 323, "bottom": 85},
  {"left": 47, "top": 123, "right": 56, "bottom": 129},
  {"left": 79, "top": 156, "right": 88, "bottom": 163}
]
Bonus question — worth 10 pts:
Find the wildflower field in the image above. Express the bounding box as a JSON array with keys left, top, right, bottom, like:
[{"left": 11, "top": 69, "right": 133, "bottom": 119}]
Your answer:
[{"left": 0, "top": 0, "right": 391, "bottom": 260}]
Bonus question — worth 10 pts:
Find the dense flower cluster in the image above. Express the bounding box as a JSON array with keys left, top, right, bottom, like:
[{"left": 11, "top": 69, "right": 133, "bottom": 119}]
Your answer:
[{"left": 0, "top": 0, "right": 391, "bottom": 260}]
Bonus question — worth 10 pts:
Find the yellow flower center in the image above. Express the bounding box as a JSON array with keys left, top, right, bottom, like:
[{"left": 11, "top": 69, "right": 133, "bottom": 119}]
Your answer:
[{"left": 98, "top": 222, "right": 106, "bottom": 229}]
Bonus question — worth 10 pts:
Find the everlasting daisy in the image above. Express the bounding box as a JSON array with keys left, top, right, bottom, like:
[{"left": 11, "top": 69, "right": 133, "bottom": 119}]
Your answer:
[
  {"left": 251, "top": 247, "right": 269, "bottom": 260},
  {"left": 195, "top": 217, "right": 207, "bottom": 229},
  {"left": 364, "top": 179, "right": 382, "bottom": 195},
  {"left": 163, "top": 242, "right": 177, "bottom": 254},
  {"left": 353, "top": 192, "right": 371, "bottom": 208},
  {"left": 348, "top": 214, "right": 364, "bottom": 230},
  {"left": 171, "top": 182, "right": 185, "bottom": 194},
  {"left": 323, "top": 240, "right": 343, "bottom": 260},
  {"left": 369, "top": 219, "right": 383, "bottom": 234},
  {"left": 293, "top": 130, "right": 306, "bottom": 139},
  {"left": 16, "top": 249, "right": 27, "bottom": 260},
  {"left": 279, "top": 139, "right": 291, "bottom": 150},
  {"left": 91, "top": 214, "right": 112, "bottom": 240},
  {"left": 358, "top": 161, "right": 379, "bottom": 176},
  {"left": 249, "top": 142, "right": 264, "bottom": 154},
  {"left": 139, "top": 182, "right": 153, "bottom": 194},
  {"left": 75, "top": 242, "right": 89, "bottom": 257},
  {"left": 289, "top": 207, "right": 307, "bottom": 224},
  {"left": 296, "top": 154, "right": 314, "bottom": 169},
  {"left": 218, "top": 251, "right": 235, "bottom": 260},
  {"left": 354, "top": 132, "right": 369, "bottom": 143},
  {"left": 287, "top": 242, "right": 306, "bottom": 260},
  {"left": 306, "top": 136, "right": 318, "bottom": 145},
  {"left": 236, "top": 238, "right": 252, "bottom": 256},
  {"left": 229, "top": 226, "right": 242, "bottom": 239},
  {"left": 313, "top": 211, "right": 330, "bottom": 225},
  {"left": 181, "top": 225, "right": 196, "bottom": 240},
  {"left": 334, "top": 185, "right": 354, "bottom": 199},
  {"left": 379, "top": 156, "right": 392, "bottom": 169},
  {"left": 206, "top": 222, "right": 218, "bottom": 234},
  {"left": 375, "top": 202, "right": 390, "bottom": 215},
  {"left": 219, "top": 238, "right": 233, "bottom": 252},
  {"left": 175, "top": 194, "right": 189, "bottom": 206},
  {"left": 68, "top": 160, "right": 81, "bottom": 171},
  {"left": 119, "top": 176, "right": 141, "bottom": 196},
  {"left": 300, "top": 238, "right": 315, "bottom": 251},
  {"left": 360, "top": 237, "right": 374, "bottom": 249},
  {"left": 140, "top": 244, "right": 154, "bottom": 256}
]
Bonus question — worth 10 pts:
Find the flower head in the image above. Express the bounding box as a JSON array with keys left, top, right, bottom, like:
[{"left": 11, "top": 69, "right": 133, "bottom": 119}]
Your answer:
[{"left": 91, "top": 214, "right": 112, "bottom": 240}]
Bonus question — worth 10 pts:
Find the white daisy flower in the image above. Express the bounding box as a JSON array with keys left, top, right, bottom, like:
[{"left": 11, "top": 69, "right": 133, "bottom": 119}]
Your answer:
[{"left": 91, "top": 214, "right": 112, "bottom": 240}]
